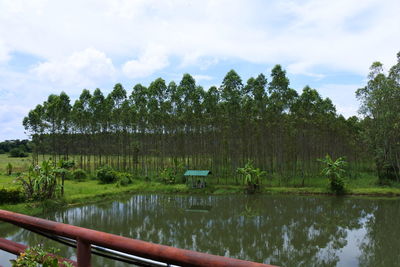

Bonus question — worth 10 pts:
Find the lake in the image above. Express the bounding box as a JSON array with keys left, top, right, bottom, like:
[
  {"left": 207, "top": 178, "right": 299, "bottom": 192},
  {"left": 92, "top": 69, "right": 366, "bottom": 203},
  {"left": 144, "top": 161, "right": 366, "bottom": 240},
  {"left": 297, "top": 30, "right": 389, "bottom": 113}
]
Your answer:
[{"left": 1, "top": 194, "right": 399, "bottom": 266}]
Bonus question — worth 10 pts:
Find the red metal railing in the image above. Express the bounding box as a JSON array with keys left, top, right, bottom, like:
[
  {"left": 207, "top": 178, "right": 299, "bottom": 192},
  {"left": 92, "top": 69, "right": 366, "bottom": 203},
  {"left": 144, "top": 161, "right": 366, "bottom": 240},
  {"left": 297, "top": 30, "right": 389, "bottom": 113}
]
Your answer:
[{"left": 0, "top": 210, "right": 277, "bottom": 267}]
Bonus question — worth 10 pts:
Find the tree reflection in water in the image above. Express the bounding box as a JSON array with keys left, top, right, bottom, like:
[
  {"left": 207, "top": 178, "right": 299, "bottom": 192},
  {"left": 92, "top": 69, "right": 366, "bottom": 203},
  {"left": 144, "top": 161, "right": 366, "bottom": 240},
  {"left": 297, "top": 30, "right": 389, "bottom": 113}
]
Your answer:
[{"left": 0, "top": 195, "right": 399, "bottom": 267}]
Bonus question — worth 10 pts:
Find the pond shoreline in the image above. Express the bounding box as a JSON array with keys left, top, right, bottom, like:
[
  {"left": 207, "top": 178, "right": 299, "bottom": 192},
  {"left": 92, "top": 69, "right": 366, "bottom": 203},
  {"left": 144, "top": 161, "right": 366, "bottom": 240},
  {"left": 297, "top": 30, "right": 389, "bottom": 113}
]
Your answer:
[{"left": 1, "top": 181, "right": 400, "bottom": 217}]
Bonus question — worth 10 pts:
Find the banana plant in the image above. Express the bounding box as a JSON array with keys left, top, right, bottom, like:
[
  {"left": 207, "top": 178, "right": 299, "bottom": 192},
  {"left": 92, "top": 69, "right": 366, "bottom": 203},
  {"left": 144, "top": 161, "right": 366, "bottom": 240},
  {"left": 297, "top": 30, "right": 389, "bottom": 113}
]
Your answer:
[
  {"left": 318, "top": 154, "right": 347, "bottom": 193},
  {"left": 237, "top": 160, "right": 266, "bottom": 194}
]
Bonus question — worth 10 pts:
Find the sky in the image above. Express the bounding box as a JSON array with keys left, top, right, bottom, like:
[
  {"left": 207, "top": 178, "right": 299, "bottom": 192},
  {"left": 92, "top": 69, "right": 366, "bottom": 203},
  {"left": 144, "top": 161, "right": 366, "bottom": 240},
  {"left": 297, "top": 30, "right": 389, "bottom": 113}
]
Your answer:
[{"left": 0, "top": 0, "right": 399, "bottom": 141}]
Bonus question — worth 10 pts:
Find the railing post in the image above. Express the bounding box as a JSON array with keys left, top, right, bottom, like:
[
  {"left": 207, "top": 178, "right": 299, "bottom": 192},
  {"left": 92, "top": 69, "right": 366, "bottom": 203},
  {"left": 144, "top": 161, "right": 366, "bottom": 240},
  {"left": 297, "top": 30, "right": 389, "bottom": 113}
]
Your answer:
[{"left": 77, "top": 238, "right": 91, "bottom": 267}]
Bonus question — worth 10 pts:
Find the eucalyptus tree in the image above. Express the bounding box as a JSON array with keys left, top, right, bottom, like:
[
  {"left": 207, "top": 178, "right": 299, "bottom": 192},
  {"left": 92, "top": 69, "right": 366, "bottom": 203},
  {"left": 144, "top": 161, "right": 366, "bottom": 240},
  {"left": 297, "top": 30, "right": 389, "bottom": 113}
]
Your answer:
[
  {"left": 147, "top": 78, "right": 166, "bottom": 132},
  {"left": 130, "top": 84, "right": 148, "bottom": 134},
  {"left": 23, "top": 104, "right": 46, "bottom": 162},
  {"left": 202, "top": 86, "right": 221, "bottom": 176},
  {"left": 167, "top": 81, "right": 181, "bottom": 161},
  {"left": 43, "top": 94, "right": 59, "bottom": 157},
  {"left": 242, "top": 78, "right": 257, "bottom": 162},
  {"left": 177, "top": 74, "right": 198, "bottom": 166},
  {"left": 130, "top": 84, "right": 148, "bottom": 172},
  {"left": 158, "top": 80, "right": 173, "bottom": 164},
  {"left": 179, "top": 74, "right": 197, "bottom": 133},
  {"left": 89, "top": 88, "right": 107, "bottom": 167},
  {"left": 57, "top": 92, "right": 72, "bottom": 158},
  {"left": 71, "top": 89, "right": 92, "bottom": 168},
  {"left": 107, "top": 83, "right": 127, "bottom": 168},
  {"left": 108, "top": 83, "right": 127, "bottom": 132},
  {"left": 243, "top": 74, "right": 269, "bottom": 168},
  {"left": 268, "top": 65, "right": 298, "bottom": 173},
  {"left": 219, "top": 70, "right": 244, "bottom": 174},
  {"left": 120, "top": 99, "right": 133, "bottom": 170},
  {"left": 146, "top": 78, "right": 169, "bottom": 171}
]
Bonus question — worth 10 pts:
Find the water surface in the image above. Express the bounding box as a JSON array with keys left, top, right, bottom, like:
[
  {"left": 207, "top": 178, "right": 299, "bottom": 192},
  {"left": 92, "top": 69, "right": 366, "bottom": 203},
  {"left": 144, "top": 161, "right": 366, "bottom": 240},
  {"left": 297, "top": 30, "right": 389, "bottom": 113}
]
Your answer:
[{"left": 1, "top": 194, "right": 399, "bottom": 266}]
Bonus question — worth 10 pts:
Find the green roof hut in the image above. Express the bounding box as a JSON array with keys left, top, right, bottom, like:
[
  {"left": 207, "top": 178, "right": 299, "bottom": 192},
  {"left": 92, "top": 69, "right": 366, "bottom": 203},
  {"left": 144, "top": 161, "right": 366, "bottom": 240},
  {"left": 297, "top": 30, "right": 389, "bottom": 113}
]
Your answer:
[{"left": 184, "top": 170, "right": 212, "bottom": 188}]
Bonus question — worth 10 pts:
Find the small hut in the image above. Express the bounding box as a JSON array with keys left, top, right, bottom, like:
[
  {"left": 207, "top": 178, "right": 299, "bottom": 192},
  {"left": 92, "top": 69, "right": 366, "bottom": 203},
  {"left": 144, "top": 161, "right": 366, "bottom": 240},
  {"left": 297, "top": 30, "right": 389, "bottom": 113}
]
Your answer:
[{"left": 184, "top": 170, "right": 212, "bottom": 188}]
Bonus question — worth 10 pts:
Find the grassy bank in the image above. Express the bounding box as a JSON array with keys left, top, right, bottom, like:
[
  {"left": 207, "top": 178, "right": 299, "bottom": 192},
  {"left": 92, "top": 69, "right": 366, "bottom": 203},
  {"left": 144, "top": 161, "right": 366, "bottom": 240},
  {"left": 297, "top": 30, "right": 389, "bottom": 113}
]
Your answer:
[
  {"left": 0, "top": 176, "right": 243, "bottom": 215},
  {"left": 1, "top": 173, "right": 400, "bottom": 217},
  {"left": 1, "top": 154, "right": 400, "bottom": 216}
]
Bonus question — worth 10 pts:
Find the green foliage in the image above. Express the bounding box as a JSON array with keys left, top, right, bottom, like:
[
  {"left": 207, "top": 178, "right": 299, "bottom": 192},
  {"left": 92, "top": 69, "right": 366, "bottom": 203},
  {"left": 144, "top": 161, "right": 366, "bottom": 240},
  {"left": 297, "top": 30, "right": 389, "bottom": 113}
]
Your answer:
[
  {"left": 318, "top": 155, "right": 347, "bottom": 194},
  {"left": 0, "top": 188, "right": 25, "bottom": 204},
  {"left": 17, "top": 160, "right": 59, "bottom": 201},
  {"left": 11, "top": 245, "right": 73, "bottom": 267},
  {"left": 9, "top": 148, "right": 28, "bottom": 158},
  {"left": 160, "top": 167, "right": 176, "bottom": 184},
  {"left": 72, "top": 168, "right": 87, "bottom": 181},
  {"left": 116, "top": 172, "right": 134, "bottom": 186},
  {"left": 96, "top": 165, "right": 117, "bottom": 184},
  {"left": 6, "top": 162, "right": 13, "bottom": 175},
  {"left": 58, "top": 159, "right": 75, "bottom": 169},
  {"left": 0, "top": 149, "right": 5, "bottom": 154},
  {"left": 237, "top": 161, "right": 266, "bottom": 194}
]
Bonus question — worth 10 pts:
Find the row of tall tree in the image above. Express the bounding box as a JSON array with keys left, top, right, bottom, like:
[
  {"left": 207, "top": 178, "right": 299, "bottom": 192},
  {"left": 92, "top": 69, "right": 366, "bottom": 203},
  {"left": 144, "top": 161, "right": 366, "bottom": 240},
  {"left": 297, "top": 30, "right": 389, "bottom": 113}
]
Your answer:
[{"left": 23, "top": 64, "right": 372, "bottom": 181}]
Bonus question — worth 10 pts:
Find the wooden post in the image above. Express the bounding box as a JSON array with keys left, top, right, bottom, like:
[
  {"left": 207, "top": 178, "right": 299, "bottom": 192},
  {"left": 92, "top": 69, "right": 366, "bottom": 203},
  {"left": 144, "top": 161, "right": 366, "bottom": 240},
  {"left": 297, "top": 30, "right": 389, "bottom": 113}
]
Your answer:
[{"left": 77, "top": 238, "right": 91, "bottom": 267}]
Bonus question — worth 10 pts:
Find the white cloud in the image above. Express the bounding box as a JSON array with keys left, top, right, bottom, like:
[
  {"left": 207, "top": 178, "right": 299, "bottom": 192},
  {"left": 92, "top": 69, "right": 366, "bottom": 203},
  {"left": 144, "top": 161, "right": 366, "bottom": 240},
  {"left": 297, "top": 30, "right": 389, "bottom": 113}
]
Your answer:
[
  {"left": 274, "top": 0, "right": 400, "bottom": 75},
  {"left": 122, "top": 45, "right": 169, "bottom": 78},
  {"left": 0, "top": 40, "right": 10, "bottom": 63},
  {"left": 0, "top": 0, "right": 398, "bottom": 76},
  {"left": 287, "top": 62, "right": 325, "bottom": 79},
  {"left": 31, "top": 48, "right": 116, "bottom": 87},
  {"left": 192, "top": 75, "right": 213, "bottom": 82}
]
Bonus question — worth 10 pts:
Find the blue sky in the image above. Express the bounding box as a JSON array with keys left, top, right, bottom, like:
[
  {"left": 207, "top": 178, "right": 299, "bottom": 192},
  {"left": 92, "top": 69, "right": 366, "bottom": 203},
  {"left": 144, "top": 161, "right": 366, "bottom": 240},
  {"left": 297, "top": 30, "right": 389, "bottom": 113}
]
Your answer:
[{"left": 0, "top": 0, "right": 399, "bottom": 141}]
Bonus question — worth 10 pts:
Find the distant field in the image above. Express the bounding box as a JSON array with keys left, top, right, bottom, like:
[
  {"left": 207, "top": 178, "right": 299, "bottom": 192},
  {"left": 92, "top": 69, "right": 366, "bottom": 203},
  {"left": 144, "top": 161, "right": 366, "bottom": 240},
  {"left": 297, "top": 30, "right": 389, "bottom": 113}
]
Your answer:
[{"left": 0, "top": 153, "right": 34, "bottom": 174}]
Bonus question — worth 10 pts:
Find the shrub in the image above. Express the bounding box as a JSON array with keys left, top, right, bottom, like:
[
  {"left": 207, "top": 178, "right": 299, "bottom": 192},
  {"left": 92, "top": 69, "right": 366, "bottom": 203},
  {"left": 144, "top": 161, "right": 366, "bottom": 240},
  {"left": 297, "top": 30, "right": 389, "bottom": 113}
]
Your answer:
[
  {"left": 0, "top": 188, "right": 25, "bottom": 204},
  {"left": 116, "top": 172, "right": 134, "bottom": 186},
  {"left": 72, "top": 168, "right": 87, "bottom": 181},
  {"left": 0, "top": 149, "right": 5, "bottom": 154},
  {"left": 160, "top": 168, "right": 175, "bottom": 184},
  {"left": 9, "top": 148, "right": 28, "bottom": 158},
  {"left": 96, "top": 165, "right": 117, "bottom": 183}
]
